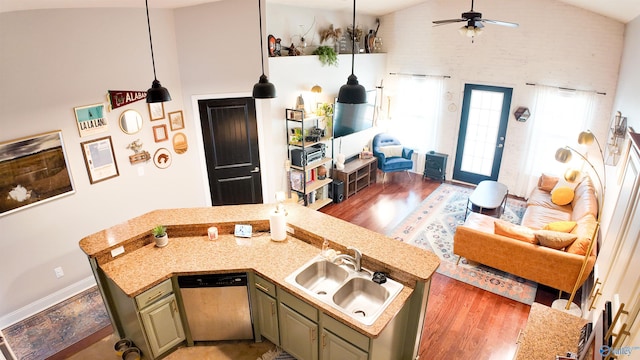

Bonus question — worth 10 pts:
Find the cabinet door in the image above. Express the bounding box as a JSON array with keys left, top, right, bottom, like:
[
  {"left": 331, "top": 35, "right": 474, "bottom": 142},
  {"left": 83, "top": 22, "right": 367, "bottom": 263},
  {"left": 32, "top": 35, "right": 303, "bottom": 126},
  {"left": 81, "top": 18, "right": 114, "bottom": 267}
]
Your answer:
[
  {"left": 139, "top": 294, "right": 185, "bottom": 358},
  {"left": 256, "top": 290, "right": 280, "bottom": 346},
  {"left": 279, "top": 303, "right": 318, "bottom": 360},
  {"left": 321, "top": 330, "right": 368, "bottom": 360}
]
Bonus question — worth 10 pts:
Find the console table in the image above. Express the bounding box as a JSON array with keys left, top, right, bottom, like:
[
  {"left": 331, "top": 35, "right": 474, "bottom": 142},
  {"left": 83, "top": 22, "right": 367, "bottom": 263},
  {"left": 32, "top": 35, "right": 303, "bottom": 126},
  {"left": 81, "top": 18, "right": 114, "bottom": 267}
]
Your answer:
[{"left": 333, "top": 157, "right": 378, "bottom": 201}]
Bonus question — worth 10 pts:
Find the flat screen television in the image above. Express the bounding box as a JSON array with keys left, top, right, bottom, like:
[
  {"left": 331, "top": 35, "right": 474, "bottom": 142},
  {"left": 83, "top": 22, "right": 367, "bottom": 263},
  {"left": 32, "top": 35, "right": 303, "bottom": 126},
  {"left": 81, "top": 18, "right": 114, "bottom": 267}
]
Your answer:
[{"left": 332, "top": 89, "right": 376, "bottom": 138}]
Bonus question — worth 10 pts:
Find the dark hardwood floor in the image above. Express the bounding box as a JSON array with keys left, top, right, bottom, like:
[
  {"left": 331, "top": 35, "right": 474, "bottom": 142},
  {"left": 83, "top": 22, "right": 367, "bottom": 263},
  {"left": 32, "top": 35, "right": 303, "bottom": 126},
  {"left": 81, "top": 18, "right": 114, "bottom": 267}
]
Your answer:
[{"left": 321, "top": 171, "right": 558, "bottom": 359}]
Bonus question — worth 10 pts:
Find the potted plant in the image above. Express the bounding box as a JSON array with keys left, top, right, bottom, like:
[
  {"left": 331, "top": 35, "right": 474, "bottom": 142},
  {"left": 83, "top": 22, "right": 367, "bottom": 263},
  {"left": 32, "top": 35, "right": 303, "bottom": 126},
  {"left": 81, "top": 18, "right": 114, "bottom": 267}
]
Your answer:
[
  {"left": 312, "top": 46, "right": 338, "bottom": 67},
  {"left": 152, "top": 225, "right": 169, "bottom": 248}
]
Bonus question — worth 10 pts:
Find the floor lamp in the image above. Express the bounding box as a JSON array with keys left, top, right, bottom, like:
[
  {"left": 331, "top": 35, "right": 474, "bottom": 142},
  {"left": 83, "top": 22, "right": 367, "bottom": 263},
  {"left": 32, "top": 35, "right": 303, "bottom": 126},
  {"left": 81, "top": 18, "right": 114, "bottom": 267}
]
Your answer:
[{"left": 553, "top": 130, "right": 605, "bottom": 316}]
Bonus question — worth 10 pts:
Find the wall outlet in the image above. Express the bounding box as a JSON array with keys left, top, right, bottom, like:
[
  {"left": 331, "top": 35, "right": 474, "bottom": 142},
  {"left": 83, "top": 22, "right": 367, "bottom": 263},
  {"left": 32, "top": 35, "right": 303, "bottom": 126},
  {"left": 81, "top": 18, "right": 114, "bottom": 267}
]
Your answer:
[{"left": 54, "top": 267, "right": 64, "bottom": 278}]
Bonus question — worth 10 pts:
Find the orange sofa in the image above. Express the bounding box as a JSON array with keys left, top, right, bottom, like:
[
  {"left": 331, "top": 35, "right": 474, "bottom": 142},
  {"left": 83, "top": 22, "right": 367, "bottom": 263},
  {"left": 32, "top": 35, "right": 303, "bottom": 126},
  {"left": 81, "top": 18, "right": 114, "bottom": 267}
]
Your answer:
[{"left": 453, "top": 176, "right": 598, "bottom": 293}]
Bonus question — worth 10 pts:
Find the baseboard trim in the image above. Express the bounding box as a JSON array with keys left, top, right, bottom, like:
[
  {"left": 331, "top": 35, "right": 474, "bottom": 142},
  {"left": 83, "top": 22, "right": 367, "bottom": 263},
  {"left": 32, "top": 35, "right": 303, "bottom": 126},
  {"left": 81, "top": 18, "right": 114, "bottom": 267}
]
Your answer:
[{"left": 0, "top": 276, "right": 96, "bottom": 329}]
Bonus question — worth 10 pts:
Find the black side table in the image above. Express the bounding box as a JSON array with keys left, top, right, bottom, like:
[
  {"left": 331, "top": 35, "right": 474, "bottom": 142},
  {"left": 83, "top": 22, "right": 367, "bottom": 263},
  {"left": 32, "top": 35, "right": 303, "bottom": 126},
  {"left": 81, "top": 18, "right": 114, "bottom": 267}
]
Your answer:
[{"left": 423, "top": 151, "right": 448, "bottom": 182}]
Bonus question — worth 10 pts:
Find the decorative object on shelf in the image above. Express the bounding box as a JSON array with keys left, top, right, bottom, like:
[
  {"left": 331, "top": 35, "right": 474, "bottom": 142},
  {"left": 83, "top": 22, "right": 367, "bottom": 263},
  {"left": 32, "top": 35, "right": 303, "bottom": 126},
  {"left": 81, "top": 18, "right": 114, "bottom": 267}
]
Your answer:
[
  {"left": 552, "top": 129, "right": 605, "bottom": 316},
  {"left": 119, "top": 109, "right": 143, "bottom": 134},
  {"left": 168, "top": 110, "right": 184, "bottom": 131},
  {"left": 604, "top": 111, "right": 627, "bottom": 165},
  {"left": 151, "top": 225, "right": 168, "bottom": 247},
  {"left": 172, "top": 132, "right": 188, "bottom": 154},
  {"left": 317, "top": 165, "right": 327, "bottom": 180},
  {"left": 148, "top": 102, "right": 165, "bottom": 120},
  {"left": 81, "top": 136, "right": 119, "bottom": 184},
  {"left": 513, "top": 106, "right": 530, "bottom": 122},
  {"left": 312, "top": 46, "right": 338, "bottom": 67},
  {"left": 319, "top": 24, "right": 343, "bottom": 53},
  {"left": 267, "top": 34, "right": 277, "bottom": 56},
  {"left": 144, "top": 0, "right": 171, "bottom": 103},
  {"left": 74, "top": 103, "right": 108, "bottom": 137},
  {"left": 153, "top": 148, "right": 172, "bottom": 169},
  {"left": 253, "top": 0, "right": 276, "bottom": 99},
  {"left": 126, "top": 139, "right": 151, "bottom": 164},
  {"left": 152, "top": 124, "right": 168, "bottom": 142},
  {"left": 107, "top": 90, "right": 146, "bottom": 110},
  {"left": 0, "top": 131, "right": 75, "bottom": 217},
  {"left": 295, "top": 94, "right": 305, "bottom": 114},
  {"left": 338, "top": 0, "right": 366, "bottom": 105},
  {"left": 433, "top": 0, "right": 519, "bottom": 43},
  {"left": 285, "top": 43, "right": 301, "bottom": 56},
  {"left": 365, "top": 19, "right": 380, "bottom": 53},
  {"left": 269, "top": 191, "right": 287, "bottom": 241},
  {"left": 346, "top": 25, "right": 363, "bottom": 53}
]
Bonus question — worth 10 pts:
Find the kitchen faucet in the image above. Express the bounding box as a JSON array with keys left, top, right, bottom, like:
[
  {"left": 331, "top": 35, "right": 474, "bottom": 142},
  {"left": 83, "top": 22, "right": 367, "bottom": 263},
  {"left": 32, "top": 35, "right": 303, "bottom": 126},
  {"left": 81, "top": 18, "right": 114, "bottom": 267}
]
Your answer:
[{"left": 333, "top": 246, "right": 362, "bottom": 272}]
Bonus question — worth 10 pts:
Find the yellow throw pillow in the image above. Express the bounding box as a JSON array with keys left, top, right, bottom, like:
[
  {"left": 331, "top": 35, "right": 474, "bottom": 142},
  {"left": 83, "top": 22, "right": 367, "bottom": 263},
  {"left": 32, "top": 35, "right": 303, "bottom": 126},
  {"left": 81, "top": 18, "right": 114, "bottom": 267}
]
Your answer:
[
  {"left": 551, "top": 186, "right": 575, "bottom": 206},
  {"left": 494, "top": 220, "right": 537, "bottom": 244},
  {"left": 543, "top": 221, "right": 577, "bottom": 233},
  {"left": 534, "top": 230, "right": 578, "bottom": 249}
]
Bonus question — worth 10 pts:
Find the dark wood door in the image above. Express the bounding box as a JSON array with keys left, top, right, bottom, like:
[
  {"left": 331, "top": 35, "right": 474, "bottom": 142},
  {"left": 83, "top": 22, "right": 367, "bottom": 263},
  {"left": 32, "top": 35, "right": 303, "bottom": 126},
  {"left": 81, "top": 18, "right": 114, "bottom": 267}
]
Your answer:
[{"left": 198, "top": 97, "right": 263, "bottom": 205}]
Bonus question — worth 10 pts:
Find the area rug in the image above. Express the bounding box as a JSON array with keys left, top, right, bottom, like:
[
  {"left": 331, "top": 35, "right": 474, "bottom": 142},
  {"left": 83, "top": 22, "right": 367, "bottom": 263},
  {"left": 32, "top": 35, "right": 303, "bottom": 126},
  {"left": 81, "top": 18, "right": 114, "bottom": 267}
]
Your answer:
[
  {"left": 387, "top": 183, "right": 537, "bottom": 305},
  {"left": 2, "top": 286, "right": 110, "bottom": 360}
]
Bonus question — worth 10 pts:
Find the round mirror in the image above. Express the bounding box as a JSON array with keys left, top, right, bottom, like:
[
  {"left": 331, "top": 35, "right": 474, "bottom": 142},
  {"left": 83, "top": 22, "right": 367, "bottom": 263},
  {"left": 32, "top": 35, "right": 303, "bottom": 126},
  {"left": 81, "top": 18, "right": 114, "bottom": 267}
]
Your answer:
[{"left": 119, "top": 109, "right": 143, "bottom": 134}]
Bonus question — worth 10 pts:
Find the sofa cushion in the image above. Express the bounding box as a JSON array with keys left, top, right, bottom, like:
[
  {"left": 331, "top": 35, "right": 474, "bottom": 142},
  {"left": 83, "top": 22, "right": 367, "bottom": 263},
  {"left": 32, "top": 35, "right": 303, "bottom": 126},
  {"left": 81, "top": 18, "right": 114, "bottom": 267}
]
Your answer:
[
  {"left": 527, "top": 188, "right": 573, "bottom": 213},
  {"left": 494, "top": 220, "right": 537, "bottom": 244},
  {"left": 534, "top": 230, "right": 578, "bottom": 249},
  {"left": 566, "top": 238, "right": 592, "bottom": 255},
  {"left": 571, "top": 177, "right": 598, "bottom": 221},
  {"left": 543, "top": 221, "right": 577, "bottom": 233},
  {"left": 551, "top": 186, "right": 575, "bottom": 206},
  {"left": 378, "top": 145, "right": 403, "bottom": 158},
  {"left": 521, "top": 205, "right": 572, "bottom": 229},
  {"left": 538, "top": 173, "right": 560, "bottom": 192}
]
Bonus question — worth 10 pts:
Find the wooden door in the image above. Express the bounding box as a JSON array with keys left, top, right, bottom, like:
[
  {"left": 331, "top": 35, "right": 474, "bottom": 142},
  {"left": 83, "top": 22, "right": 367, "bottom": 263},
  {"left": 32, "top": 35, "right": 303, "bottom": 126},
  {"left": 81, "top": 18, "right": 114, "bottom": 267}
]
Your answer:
[{"left": 198, "top": 97, "right": 263, "bottom": 205}]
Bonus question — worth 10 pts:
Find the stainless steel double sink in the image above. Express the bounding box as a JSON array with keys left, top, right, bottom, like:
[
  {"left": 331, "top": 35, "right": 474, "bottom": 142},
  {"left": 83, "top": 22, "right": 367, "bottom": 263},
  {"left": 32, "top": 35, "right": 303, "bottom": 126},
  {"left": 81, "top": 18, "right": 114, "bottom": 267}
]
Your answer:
[{"left": 284, "top": 255, "right": 404, "bottom": 325}]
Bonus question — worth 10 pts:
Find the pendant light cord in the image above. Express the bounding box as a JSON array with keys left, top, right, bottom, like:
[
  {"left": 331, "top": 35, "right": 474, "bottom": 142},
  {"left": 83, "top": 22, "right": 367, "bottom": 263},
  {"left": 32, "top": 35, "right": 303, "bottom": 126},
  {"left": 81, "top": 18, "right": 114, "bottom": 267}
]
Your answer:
[
  {"left": 350, "top": 0, "right": 356, "bottom": 76},
  {"left": 258, "top": 0, "right": 266, "bottom": 76},
  {"left": 146, "top": 0, "right": 158, "bottom": 81}
]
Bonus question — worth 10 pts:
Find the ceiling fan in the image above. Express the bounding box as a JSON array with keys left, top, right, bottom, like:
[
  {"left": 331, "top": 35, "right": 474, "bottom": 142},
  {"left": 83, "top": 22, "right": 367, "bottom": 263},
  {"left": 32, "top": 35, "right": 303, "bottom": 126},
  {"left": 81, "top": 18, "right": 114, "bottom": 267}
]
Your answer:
[{"left": 433, "top": 0, "right": 518, "bottom": 40}]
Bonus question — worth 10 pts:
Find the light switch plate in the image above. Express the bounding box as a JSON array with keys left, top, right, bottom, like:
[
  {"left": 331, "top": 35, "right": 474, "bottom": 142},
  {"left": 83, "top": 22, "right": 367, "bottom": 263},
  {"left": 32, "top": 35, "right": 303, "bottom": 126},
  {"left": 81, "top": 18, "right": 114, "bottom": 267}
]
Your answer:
[{"left": 234, "top": 224, "right": 252, "bottom": 238}]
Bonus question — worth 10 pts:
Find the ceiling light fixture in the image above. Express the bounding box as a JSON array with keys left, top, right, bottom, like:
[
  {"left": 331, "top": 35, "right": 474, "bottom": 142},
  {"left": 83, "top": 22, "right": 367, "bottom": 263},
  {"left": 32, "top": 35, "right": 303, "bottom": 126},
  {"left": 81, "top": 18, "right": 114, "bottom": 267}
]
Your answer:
[
  {"left": 252, "top": 0, "right": 276, "bottom": 99},
  {"left": 145, "top": 0, "right": 171, "bottom": 103},
  {"left": 337, "top": 0, "right": 366, "bottom": 105}
]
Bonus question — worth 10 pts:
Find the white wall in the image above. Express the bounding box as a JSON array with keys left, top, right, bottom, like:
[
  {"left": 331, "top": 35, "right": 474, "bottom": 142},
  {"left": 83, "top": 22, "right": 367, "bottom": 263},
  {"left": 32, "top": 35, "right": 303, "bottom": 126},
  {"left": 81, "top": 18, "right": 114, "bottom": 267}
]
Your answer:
[
  {"left": 612, "top": 15, "right": 640, "bottom": 131},
  {"left": 378, "top": 0, "right": 625, "bottom": 197}
]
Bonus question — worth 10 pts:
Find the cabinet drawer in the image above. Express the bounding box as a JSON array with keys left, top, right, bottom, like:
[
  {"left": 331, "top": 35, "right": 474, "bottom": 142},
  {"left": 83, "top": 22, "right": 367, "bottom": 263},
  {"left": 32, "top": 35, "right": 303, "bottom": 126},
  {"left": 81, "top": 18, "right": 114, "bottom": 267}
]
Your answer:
[
  {"left": 321, "top": 314, "right": 369, "bottom": 352},
  {"left": 254, "top": 274, "right": 277, "bottom": 296},
  {"left": 279, "top": 289, "right": 318, "bottom": 322},
  {"left": 135, "top": 279, "right": 173, "bottom": 309}
]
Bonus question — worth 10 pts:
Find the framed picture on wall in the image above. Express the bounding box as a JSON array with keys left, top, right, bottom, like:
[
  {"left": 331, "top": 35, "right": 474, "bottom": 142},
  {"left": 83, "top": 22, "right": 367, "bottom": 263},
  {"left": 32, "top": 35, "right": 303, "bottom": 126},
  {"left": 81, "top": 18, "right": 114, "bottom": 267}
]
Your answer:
[
  {"left": 80, "top": 136, "right": 119, "bottom": 184},
  {"left": 148, "top": 102, "right": 165, "bottom": 121},
  {"left": 152, "top": 124, "right": 168, "bottom": 142},
  {"left": 168, "top": 110, "right": 185, "bottom": 131},
  {"left": 74, "top": 103, "right": 108, "bottom": 137},
  {"left": 0, "top": 131, "right": 75, "bottom": 217}
]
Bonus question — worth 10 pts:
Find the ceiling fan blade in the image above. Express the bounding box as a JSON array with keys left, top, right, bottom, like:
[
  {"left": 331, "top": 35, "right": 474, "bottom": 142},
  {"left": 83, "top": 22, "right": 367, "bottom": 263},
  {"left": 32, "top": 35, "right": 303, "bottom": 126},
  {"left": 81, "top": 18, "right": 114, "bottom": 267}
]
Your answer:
[
  {"left": 433, "top": 19, "right": 466, "bottom": 25},
  {"left": 481, "top": 19, "right": 519, "bottom": 27}
]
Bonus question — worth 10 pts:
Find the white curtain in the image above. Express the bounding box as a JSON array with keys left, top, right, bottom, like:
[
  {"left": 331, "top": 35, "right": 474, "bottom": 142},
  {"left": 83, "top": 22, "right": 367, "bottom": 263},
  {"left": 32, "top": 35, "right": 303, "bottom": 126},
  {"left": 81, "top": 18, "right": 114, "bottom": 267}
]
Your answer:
[
  {"left": 387, "top": 76, "right": 444, "bottom": 153},
  {"left": 515, "top": 85, "right": 597, "bottom": 197}
]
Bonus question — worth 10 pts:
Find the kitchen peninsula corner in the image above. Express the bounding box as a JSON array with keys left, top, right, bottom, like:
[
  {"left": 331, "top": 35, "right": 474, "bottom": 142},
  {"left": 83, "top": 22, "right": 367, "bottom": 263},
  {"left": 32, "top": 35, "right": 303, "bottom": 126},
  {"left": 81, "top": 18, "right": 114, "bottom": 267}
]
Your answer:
[{"left": 79, "top": 204, "right": 439, "bottom": 359}]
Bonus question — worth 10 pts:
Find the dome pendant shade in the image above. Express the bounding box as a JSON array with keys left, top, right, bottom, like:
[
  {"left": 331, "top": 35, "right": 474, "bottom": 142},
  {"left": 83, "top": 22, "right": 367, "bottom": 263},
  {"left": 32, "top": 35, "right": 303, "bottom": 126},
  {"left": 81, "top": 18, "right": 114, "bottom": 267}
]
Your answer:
[
  {"left": 578, "top": 130, "right": 595, "bottom": 145},
  {"left": 253, "top": 74, "right": 276, "bottom": 98},
  {"left": 555, "top": 147, "right": 572, "bottom": 163},
  {"left": 337, "top": 74, "right": 366, "bottom": 104},
  {"left": 146, "top": 79, "right": 172, "bottom": 103}
]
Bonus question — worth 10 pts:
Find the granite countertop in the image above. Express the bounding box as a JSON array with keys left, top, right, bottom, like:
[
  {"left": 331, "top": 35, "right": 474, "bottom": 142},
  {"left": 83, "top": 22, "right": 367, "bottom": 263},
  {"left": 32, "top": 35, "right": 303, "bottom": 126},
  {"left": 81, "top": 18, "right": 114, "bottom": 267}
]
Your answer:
[
  {"left": 79, "top": 204, "right": 440, "bottom": 338},
  {"left": 516, "top": 303, "right": 588, "bottom": 359}
]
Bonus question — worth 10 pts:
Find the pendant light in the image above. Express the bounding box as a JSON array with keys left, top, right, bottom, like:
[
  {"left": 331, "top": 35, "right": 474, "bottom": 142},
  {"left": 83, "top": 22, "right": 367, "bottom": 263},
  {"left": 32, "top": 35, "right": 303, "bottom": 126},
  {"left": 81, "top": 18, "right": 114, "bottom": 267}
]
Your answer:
[
  {"left": 145, "top": 0, "right": 171, "bottom": 103},
  {"left": 252, "top": 0, "right": 276, "bottom": 99},
  {"left": 337, "top": 0, "right": 366, "bottom": 104}
]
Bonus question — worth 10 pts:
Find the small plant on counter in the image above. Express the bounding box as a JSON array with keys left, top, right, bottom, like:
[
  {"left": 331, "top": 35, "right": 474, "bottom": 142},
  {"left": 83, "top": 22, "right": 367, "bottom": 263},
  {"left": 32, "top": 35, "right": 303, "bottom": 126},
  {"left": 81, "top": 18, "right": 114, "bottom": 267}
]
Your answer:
[
  {"left": 312, "top": 46, "right": 338, "bottom": 67},
  {"left": 152, "top": 225, "right": 167, "bottom": 237}
]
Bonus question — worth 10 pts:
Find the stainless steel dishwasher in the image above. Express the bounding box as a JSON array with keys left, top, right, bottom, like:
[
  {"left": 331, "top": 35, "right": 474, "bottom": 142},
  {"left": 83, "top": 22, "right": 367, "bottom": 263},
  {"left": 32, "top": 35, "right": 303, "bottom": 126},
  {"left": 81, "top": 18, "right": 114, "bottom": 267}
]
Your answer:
[{"left": 178, "top": 273, "right": 254, "bottom": 341}]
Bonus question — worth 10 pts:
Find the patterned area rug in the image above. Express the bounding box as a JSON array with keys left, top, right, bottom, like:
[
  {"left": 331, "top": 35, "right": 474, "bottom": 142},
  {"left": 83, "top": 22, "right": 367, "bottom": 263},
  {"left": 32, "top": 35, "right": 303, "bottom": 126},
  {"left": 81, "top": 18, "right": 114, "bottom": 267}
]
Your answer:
[
  {"left": 388, "top": 183, "right": 538, "bottom": 305},
  {"left": 2, "top": 286, "right": 110, "bottom": 360}
]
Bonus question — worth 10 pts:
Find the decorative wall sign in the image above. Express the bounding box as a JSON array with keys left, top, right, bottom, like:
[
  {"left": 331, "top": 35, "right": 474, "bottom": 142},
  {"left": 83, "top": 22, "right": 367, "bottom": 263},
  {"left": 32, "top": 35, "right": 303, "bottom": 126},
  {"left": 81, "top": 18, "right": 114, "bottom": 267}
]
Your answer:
[
  {"left": 74, "top": 103, "right": 108, "bottom": 137},
  {"left": 168, "top": 110, "right": 185, "bottom": 131},
  {"left": 107, "top": 90, "right": 147, "bottom": 110},
  {"left": 80, "top": 136, "right": 119, "bottom": 184},
  {"left": 0, "top": 131, "right": 75, "bottom": 217},
  {"left": 126, "top": 139, "right": 151, "bottom": 165},
  {"left": 148, "top": 102, "right": 165, "bottom": 121},
  {"left": 153, "top": 148, "right": 172, "bottom": 169},
  {"left": 172, "top": 132, "right": 188, "bottom": 154},
  {"left": 153, "top": 124, "right": 168, "bottom": 142}
]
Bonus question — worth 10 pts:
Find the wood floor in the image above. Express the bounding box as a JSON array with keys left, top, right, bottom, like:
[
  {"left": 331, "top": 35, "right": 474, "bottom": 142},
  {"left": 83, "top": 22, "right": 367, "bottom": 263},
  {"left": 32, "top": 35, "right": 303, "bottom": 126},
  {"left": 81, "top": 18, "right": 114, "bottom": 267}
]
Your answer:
[{"left": 320, "top": 171, "right": 553, "bottom": 359}]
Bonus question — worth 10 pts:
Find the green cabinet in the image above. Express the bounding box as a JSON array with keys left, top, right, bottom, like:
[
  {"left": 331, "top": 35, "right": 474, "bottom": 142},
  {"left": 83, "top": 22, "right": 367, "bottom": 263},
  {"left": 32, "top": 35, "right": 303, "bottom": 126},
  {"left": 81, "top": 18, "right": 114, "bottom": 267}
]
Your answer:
[
  {"left": 139, "top": 293, "right": 185, "bottom": 358},
  {"left": 255, "top": 287, "right": 280, "bottom": 345},
  {"left": 321, "top": 329, "right": 368, "bottom": 360},
  {"left": 279, "top": 303, "right": 319, "bottom": 360}
]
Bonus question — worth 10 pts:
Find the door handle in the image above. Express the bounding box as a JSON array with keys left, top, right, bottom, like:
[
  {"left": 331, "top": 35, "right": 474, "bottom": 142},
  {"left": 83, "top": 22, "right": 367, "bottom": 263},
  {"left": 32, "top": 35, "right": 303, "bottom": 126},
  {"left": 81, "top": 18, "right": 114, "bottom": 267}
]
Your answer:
[{"left": 251, "top": 167, "right": 260, "bottom": 173}]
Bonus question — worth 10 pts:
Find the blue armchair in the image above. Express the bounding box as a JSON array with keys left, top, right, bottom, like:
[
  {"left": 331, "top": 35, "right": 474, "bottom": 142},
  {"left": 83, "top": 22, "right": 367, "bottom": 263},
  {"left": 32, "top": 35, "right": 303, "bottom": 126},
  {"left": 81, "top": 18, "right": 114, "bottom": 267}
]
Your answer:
[{"left": 372, "top": 133, "right": 414, "bottom": 180}]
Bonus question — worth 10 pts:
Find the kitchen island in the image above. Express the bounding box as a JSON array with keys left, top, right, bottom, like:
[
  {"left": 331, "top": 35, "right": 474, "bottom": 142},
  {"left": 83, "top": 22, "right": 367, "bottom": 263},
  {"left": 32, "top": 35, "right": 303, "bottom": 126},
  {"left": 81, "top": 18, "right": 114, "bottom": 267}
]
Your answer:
[{"left": 79, "top": 204, "right": 440, "bottom": 359}]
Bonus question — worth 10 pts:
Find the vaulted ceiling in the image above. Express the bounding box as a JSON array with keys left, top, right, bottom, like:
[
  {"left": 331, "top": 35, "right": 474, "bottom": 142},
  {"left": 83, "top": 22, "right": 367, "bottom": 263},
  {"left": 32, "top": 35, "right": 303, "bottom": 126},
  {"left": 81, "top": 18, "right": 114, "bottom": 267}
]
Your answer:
[{"left": 0, "top": 0, "right": 638, "bottom": 23}]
